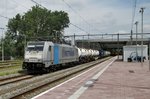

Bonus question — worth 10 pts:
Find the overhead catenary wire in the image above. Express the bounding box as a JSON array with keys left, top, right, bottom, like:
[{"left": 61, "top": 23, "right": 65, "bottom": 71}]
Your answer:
[
  {"left": 0, "top": 0, "right": 32, "bottom": 20},
  {"left": 0, "top": 14, "right": 10, "bottom": 19},
  {"left": 30, "top": 0, "right": 90, "bottom": 35},
  {"left": 61, "top": 0, "right": 91, "bottom": 35},
  {"left": 0, "top": 0, "right": 9, "bottom": 20},
  {"left": 10, "top": 0, "right": 30, "bottom": 10},
  {"left": 1, "top": 0, "right": 105, "bottom": 38},
  {"left": 30, "top": 0, "right": 46, "bottom": 9},
  {"left": 130, "top": 0, "right": 137, "bottom": 45},
  {"left": 61, "top": 0, "right": 104, "bottom": 34},
  {"left": 61, "top": 0, "right": 90, "bottom": 26},
  {"left": 131, "top": 0, "right": 137, "bottom": 31},
  {"left": 70, "top": 23, "right": 89, "bottom": 34}
]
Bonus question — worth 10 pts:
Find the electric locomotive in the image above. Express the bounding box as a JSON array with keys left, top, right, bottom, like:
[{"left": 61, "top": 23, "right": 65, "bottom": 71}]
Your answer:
[{"left": 22, "top": 41, "right": 78, "bottom": 72}]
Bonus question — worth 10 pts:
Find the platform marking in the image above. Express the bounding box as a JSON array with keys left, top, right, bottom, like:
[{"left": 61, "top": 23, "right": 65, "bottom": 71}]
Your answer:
[
  {"left": 32, "top": 57, "right": 116, "bottom": 99},
  {"left": 68, "top": 86, "right": 88, "bottom": 99},
  {"left": 68, "top": 57, "right": 116, "bottom": 99},
  {"left": 91, "top": 57, "right": 116, "bottom": 80}
]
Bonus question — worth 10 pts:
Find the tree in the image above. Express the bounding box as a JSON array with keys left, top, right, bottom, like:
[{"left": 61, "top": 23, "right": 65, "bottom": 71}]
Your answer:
[{"left": 4, "top": 5, "right": 70, "bottom": 58}]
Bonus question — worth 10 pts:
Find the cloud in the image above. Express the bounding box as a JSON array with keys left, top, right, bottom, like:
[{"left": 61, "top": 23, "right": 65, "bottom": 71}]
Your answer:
[
  {"left": 143, "top": 24, "right": 150, "bottom": 33},
  {"left": 0, "top": 0, "right": 150, "bottom": 37}
]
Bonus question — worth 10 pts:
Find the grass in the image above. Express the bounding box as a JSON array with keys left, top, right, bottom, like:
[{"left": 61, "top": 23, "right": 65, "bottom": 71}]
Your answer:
[
  {"left": 0, "top": 68, "right": 22, "bottom": 76},
  {"left": 0, "top": 60, "right": 23, "bottom": 76}
]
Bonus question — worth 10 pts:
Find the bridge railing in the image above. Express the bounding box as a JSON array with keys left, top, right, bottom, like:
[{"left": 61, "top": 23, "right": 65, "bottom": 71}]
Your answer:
[{"left": 64, "top": 33, "right": 150, "bottom": 42}]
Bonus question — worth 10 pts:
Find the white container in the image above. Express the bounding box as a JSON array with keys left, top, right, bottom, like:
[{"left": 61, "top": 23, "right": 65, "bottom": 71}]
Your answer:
[{"left": 123, "top": 45, "right": 148, "bottom": 62}]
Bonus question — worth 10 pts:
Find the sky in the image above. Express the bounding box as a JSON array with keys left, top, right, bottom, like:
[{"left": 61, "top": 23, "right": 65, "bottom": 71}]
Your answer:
[{"left": 0, "top": 0, "right": 150, "bottom": 37}]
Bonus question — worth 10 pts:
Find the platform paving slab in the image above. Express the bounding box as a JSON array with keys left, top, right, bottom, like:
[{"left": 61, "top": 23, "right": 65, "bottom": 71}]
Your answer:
[
  {"left": 33, "top": 57, "right": 116, "bottom": 99},
  {"left": 33, "top": 58, "right": 150, "bottom": 99},
  {"left": 78, "top": 61, "right": 150, "bottom": 99}
]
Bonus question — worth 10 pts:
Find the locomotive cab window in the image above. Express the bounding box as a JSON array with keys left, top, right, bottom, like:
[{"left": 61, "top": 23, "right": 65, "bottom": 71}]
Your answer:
[
  {"left": 27, "top": 46, "right": 44, "bottom": 51},
  {"left": 27, "top": 42, "right": 44, "bottom": 51}
]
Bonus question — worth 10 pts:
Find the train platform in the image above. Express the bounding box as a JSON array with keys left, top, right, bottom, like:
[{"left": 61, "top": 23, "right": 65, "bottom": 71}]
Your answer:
[{"left": 32, "top": 57, "right": 150, "bottom": 99}]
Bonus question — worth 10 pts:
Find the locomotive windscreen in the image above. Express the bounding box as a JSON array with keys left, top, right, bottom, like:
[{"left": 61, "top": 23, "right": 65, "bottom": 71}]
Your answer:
[{"left": 27, "top": 42, "right": 44, "bottom": 51}]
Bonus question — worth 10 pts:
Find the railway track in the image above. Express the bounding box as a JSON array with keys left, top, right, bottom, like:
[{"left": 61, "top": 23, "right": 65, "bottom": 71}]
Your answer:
[
  {"left": 0, "top": 75, "right": 34, "bottom": 86},
  {"left": 0, "top": 57, "right": 111, "bottom": 99}
]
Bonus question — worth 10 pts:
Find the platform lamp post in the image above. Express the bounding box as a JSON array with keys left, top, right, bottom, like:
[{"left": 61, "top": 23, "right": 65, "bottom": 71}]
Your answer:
[
  {"left": 139, "top": 7, "right": 145, "bottom": 66},
  {"left": 135, "top": 21, "right": 138, "bottom": 62},
  {"left": 0, "top": 28, "right": 4, "bottom": 61},
  {"left": 73, "top": 33, "right": 76, "bottom": 46},
  {"left": 130, "top": 30, "right": 133, "bottom": 45},
  {"left": 117, "top": 33, "right": 119, "bottom": 59}
]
